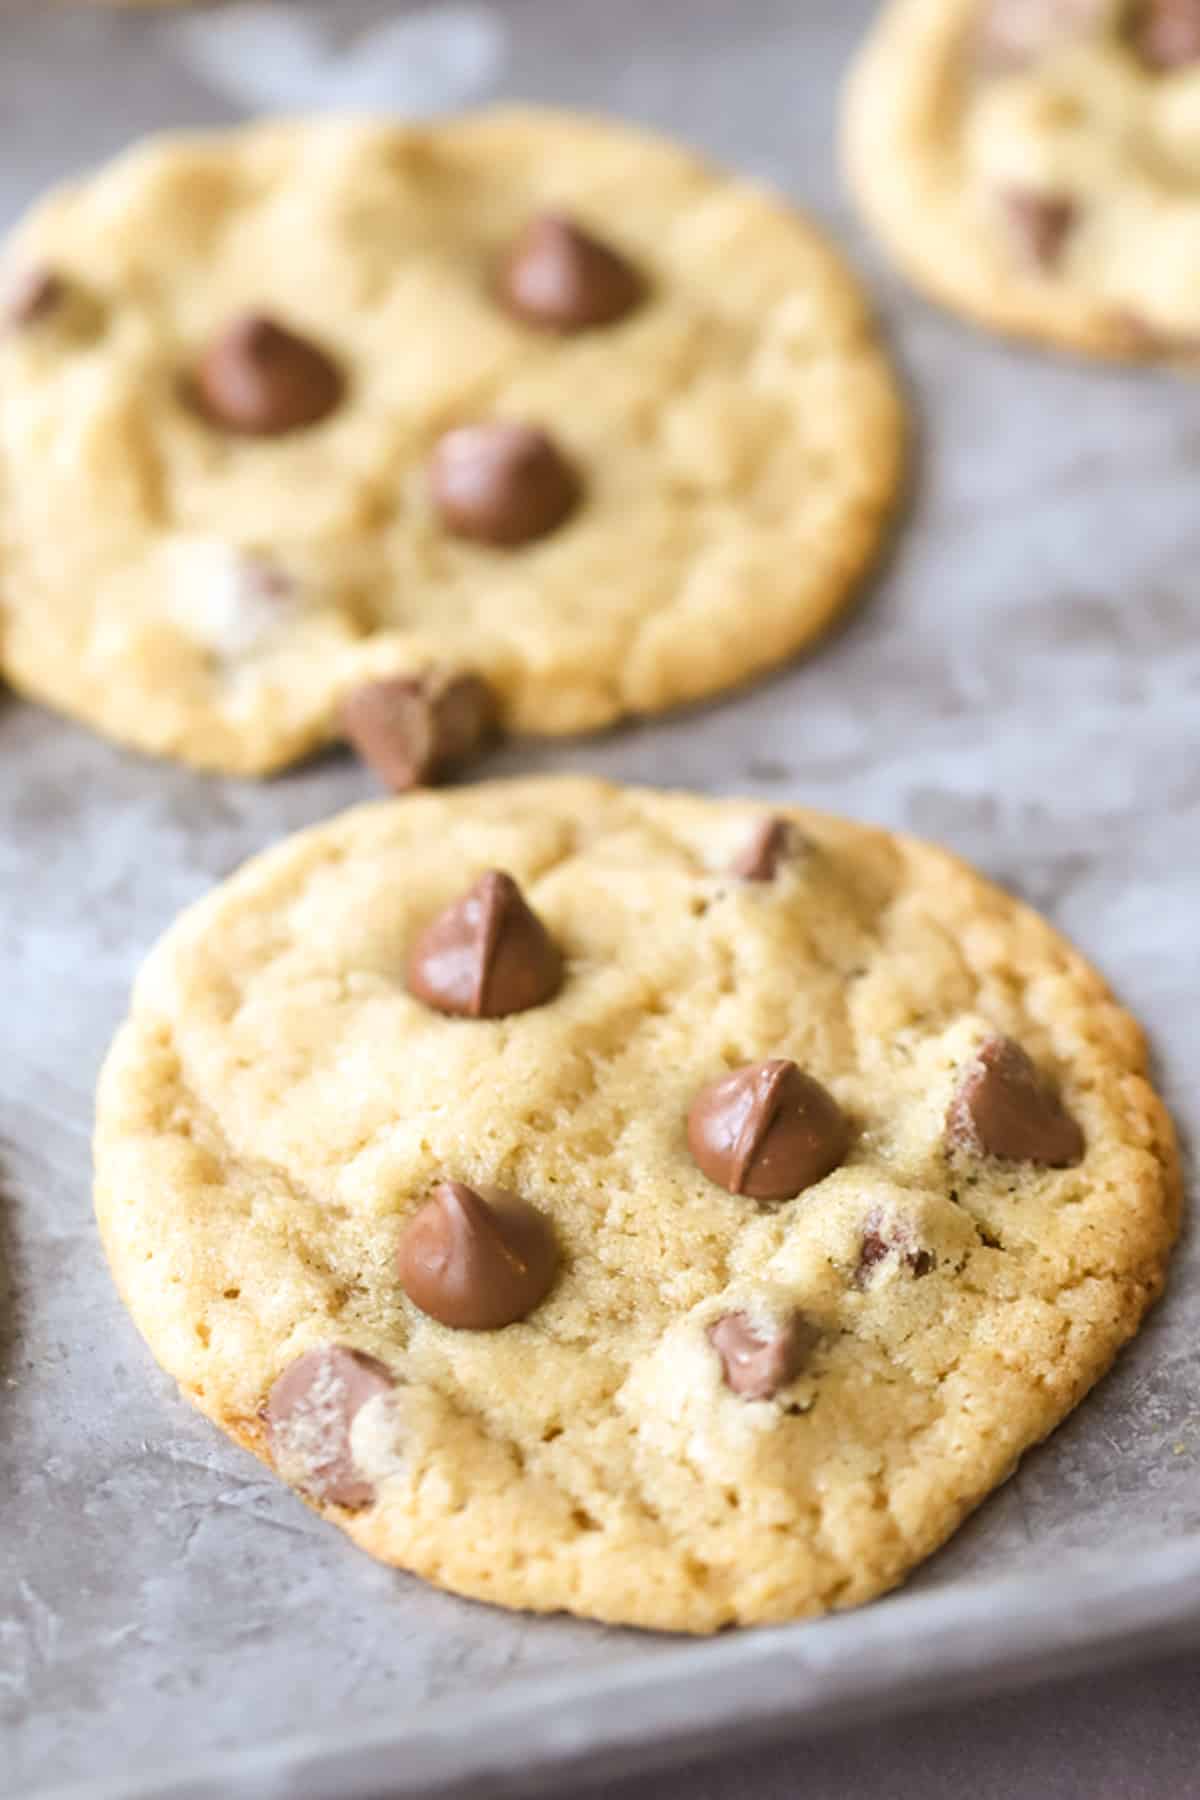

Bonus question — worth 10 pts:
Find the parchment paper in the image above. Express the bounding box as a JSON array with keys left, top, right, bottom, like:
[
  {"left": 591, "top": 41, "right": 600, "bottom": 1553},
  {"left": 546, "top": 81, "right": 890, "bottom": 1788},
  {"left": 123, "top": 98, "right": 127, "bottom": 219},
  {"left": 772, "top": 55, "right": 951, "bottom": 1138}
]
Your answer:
[{"left": 1, "top": 3, "right": 1196, "bottom": 1797}]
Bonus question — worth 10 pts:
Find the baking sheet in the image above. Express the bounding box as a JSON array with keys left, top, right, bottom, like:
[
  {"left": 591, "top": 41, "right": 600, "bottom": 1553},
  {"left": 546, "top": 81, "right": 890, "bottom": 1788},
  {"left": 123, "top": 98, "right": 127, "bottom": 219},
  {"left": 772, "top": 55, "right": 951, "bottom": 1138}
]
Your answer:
[{"left": 2, "top": 2, "right": 1197, "bottom": 1797}]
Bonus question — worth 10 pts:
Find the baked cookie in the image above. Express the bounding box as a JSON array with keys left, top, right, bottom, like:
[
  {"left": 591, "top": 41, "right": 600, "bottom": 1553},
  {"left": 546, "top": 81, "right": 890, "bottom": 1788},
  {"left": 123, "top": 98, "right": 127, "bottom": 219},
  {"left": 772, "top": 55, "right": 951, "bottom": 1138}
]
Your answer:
[
  {"left": 0, "top": 110, "right": 902, "bottom": 777},
  {"left": 845, "top": 0, "right": 1200, "bottom": 360},
  {"left": 93, "top": 777, "right": 1180, "bottom": 1632}
]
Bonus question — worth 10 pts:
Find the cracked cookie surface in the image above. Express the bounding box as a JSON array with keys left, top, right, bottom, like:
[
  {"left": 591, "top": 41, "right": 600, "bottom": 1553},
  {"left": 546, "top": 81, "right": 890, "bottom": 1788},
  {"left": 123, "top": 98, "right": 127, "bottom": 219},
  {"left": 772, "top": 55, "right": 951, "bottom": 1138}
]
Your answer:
[
  {"left": 93, "top": 777, "right": 1180, "bottom": 1631},
  {"left": 845, "top": 0, "right": 1200, "bottom": 360},
  {"left": 0, "top": 109, "right": 902, "bottom": 773}
]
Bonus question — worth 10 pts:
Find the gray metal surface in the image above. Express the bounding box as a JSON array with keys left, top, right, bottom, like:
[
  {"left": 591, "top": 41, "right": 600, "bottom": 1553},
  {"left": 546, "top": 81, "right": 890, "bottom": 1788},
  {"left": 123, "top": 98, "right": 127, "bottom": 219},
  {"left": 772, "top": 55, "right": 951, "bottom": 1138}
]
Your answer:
[{"left": 1, "top": 3, "right": 1196, "bottom": 1798}]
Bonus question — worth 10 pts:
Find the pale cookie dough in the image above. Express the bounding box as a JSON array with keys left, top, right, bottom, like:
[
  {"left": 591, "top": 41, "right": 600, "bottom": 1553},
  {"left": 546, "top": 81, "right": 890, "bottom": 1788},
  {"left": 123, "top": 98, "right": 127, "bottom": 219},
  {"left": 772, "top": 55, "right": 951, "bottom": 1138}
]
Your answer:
[
  {"left": 0, "top": 110, "right": 903, "bottom": 775},
  {"left": 844, "top": 0, "right": 1200, "bottom": 360},
  {"left": 94, "top": 777, "right": 1181, "bottom": 1632}
]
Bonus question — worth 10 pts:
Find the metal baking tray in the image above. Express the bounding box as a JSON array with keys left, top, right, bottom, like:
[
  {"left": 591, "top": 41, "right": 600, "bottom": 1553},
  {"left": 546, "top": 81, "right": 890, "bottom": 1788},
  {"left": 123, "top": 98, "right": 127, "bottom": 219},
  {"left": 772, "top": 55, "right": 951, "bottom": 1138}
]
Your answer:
[{"left": 3, "top": 3, "right": 1197, "bottom": 1796}]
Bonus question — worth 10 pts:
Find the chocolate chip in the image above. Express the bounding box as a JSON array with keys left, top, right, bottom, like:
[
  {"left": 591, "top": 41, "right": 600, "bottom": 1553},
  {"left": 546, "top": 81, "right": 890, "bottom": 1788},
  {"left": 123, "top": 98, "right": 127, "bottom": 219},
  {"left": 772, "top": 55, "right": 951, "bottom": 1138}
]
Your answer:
[
  {"left": 194, "top": 313, "right": 343, "bottom": 435},
  {"left": 856, "top": 1233, "right": 891, "bottom": 1283},
  {"left": 854, "top": 1209, "right": 935, "bottom": 1288},
  {"left": 397, "top": 1180, "right": 559, "bottom": 1329},
  {"left": 3, "top": 265, "right": 66, "bottom": 331},
  {"left": 497, "top": 213, "right": 644, "bottom": 332},
  {"left": 265, "top": 1344, "right": 394, "bottom": 1508},
  {"left": 1133, "top": 0, "right": 1200, "bottom": 67},
  {"left": 946, "top": 1035, "right": 1084, "bottom": 1166},
  {"left": 1003, "top": 190, "right": 1076, "bottom": 270},
  {"left": 342, "top": 671, "right": 498, "bottom": 793},
  {"left": 708, "top": 1310, "right": 813, "bottom": 1400},
  {"left": 407, "top": 869, "right": 563, "bottom": 1018},
  {"left": 976, "top": 0, "right": 1106, "bottom": 71},
  {"left": 730, "top": 817, "right": 796, "bottom": 882},
  {"left": 688, "top": 1059, "right": 849, "bottom": 1201},
  {"left": 429, "top": 423, "right": 579, "bottom": 546}
]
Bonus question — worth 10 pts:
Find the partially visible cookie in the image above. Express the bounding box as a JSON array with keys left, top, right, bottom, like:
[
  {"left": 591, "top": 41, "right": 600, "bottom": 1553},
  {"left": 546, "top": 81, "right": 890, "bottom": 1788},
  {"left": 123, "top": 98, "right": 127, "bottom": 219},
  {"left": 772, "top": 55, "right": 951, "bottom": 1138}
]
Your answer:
[
  {"left": 0, "top": 109, "right": 902, "bottom": 775},
  {"left": 844, "top": 0, "right": 1200, "bottom": 361},
  {"left": 94, "top": 777, "right": 1180, "bottom": 1632}
]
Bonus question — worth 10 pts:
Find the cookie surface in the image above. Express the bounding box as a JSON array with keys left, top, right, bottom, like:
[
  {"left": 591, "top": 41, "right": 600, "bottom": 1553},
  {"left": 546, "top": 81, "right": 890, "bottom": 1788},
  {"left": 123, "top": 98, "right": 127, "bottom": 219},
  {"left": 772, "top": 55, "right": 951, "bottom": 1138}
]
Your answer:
[
  {"left": 845, "top": 0, "right": 1200, "bottom": 360},
  {"left": 0, "top": 109, "right": 902, "bottom": 774},
  {"left": 93, "top": 777, "right": 1180, "bottom": 1632}
]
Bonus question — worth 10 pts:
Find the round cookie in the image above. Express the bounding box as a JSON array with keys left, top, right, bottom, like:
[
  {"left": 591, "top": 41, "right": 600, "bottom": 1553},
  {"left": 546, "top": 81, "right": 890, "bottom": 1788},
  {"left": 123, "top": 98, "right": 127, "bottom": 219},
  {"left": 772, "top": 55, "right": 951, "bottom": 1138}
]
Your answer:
[
  {"left": 0, "top": 110, "right": 903, "bottom": 776},
  {"left": 844, "top": 0, "right": 1200, "bottom": 361},
  {"left": 93, "top": 777, "right": 1180, "bottom": 1633}
]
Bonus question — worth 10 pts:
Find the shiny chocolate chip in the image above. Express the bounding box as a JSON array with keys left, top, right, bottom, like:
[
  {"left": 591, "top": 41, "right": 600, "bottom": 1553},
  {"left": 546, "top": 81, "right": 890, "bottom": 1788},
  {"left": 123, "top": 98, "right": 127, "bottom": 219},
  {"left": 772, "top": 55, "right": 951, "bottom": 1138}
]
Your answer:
[
  {"left": 708, "top": 1310, "right": 813, "bottom": 1400},
  {"left": 342, "top": 671, "right": 498, "bottom": 793},
  {"left": 497, "top": 213, "right": 644, "bottom": 332},
  {"left": 946, "top": 1034, "right": 1084, "bottom": 1166},
  {"left": 429, "top": 423, "right": 579, "bottom": 546},
  {"left": 194, "top": 313, "right": 343, "bottom": 435},
  {"left": 265, "top": 1344, "right": 394, "bottom": 1508},
  {"left": 397, "top": 1180, "right": 559, "bottom": 1329},
  {"left": 407, "top": 869, "right": 563, "bottom": 1019},
  {"left": 688, "top": 1058, "right": 849, "bottom": 1201}
]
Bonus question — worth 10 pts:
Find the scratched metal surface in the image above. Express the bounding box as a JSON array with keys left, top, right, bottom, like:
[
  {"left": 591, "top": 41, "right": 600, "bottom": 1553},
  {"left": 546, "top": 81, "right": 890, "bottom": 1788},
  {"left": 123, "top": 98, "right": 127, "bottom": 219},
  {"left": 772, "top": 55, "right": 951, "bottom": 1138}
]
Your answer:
[{"left": 0, "top": 3, "right": 1197, "bottom": 1797}]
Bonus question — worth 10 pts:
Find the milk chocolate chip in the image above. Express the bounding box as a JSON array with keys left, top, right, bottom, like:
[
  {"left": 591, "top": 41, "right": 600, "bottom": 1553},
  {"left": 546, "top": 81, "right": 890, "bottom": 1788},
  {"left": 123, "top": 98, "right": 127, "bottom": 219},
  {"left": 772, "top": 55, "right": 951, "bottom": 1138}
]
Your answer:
[
  {"left": 194, "top": 313, "right": 343, "bottom": 435},
  {"left": 397, "top": 1180, "right": 559, "bottom": 1329},
  {"left": 3, "top": 265, "right": 65, "bottom": 330},
  {"left": 854, "top": 1209, "right": 935, "bottom": 1288},
  {"left": 688, "top": 1059, "right": 849, "bottom": 1200},
  {"left": 946, "top": 1035, "right": 1084, "bottom": 1166},
  {"left": 709, "top": 1310, "right": 813, "bottom": 1400},
  {"left": 1003, "top": 190, "right": 1076, "bottom": 270},
  {"left": 1133, "top": 0, "right": 1200, "bottom": 67},
  {"left": 429, "top": 423, "right": 579, "bottom": 546},
  {"left": 265, "top": 1344, "right": 394, "bottom": 1508},
  {"left": 342, "top": 671, "right": 498, "bottom": 793},
  {"left": 498, "top": 213, "right": 644, "bottom": 332},
  {"left": 730, "top": 817, "right": 796, "bottom": 882},
  {"left": 407, "top": 869, "right": 563, "bottom": 1018}
]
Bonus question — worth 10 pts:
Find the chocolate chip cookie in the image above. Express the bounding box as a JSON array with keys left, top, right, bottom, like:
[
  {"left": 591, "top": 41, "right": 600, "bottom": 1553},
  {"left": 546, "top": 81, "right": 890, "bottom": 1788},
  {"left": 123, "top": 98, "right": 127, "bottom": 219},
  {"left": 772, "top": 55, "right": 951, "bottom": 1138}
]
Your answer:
[
  {"left": 845, "top": 0, "right": 1200, "bottom": 360},
  {"left": 93, "top": 778, "right": 1180, "bottom": 1631},
  {"left": 0, "top": 110, "right": 902, "bottom": 776}
]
